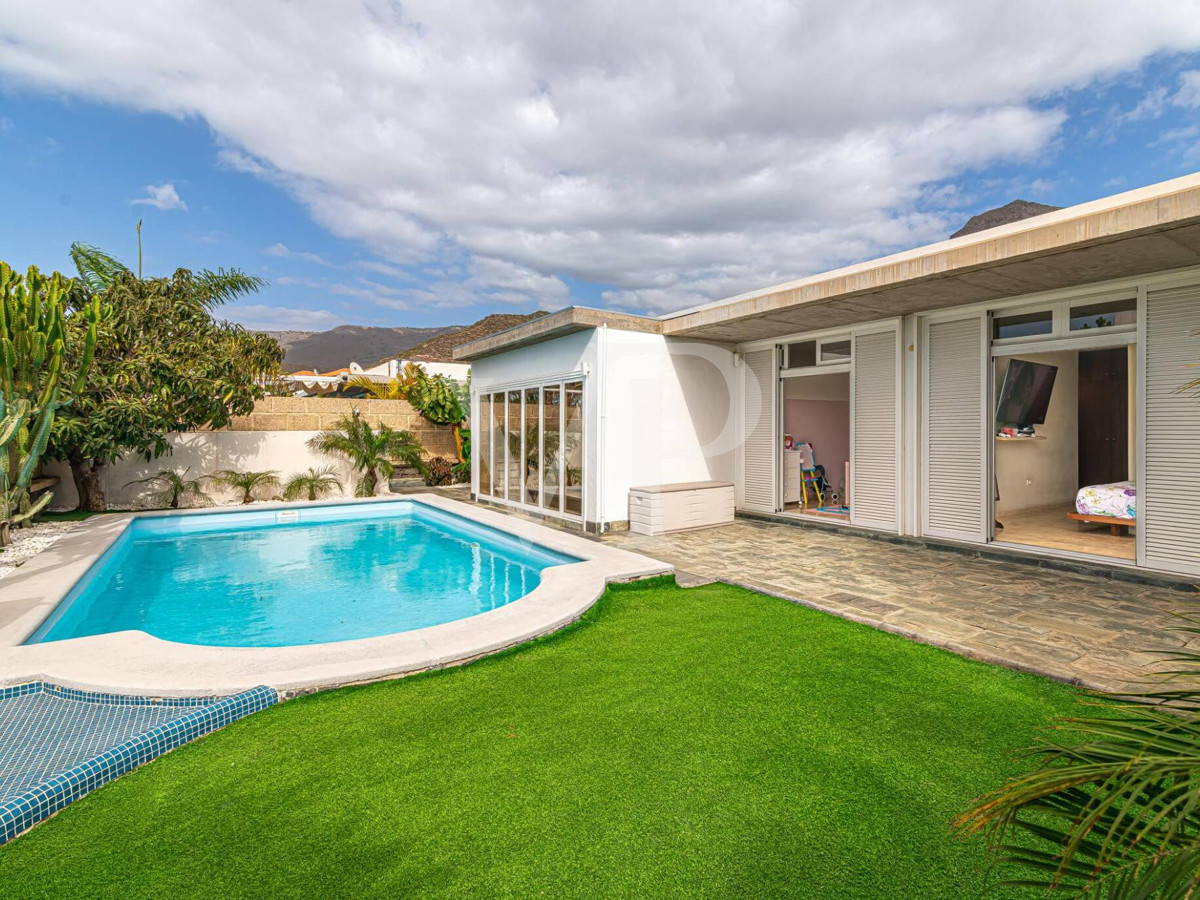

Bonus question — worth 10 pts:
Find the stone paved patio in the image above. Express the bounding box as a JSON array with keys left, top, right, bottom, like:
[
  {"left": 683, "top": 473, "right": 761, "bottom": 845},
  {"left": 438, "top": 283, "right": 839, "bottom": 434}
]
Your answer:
[{"left": 603, "top": 520, "right": 1200, "bottom": 695}]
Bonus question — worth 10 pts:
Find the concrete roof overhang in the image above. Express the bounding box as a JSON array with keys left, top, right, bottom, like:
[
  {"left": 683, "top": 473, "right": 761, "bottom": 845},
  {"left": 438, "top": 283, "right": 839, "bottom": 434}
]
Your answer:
[{"left": 455, "top": 173, "right": 1200, "bottom": 360}]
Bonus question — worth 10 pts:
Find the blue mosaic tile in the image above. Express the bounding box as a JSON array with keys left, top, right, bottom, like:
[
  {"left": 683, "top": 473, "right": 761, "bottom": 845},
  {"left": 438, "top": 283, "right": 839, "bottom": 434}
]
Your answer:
[{"left": 0, "top": 683, "right": 277, "bottom": 844}]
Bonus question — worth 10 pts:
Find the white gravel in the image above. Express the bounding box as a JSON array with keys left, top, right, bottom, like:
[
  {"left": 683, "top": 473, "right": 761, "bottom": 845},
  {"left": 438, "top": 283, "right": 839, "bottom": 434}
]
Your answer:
[{"left": 0, "top": 520, "right": 83, "bottom": 582}]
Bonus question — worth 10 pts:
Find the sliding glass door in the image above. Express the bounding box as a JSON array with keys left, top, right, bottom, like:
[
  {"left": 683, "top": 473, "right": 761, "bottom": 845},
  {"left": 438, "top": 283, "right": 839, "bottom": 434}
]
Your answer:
[
  {"left": 524, "top": 387, "right": 540, "bottom": 506},
  {"left": 543, "top": 385, "right": 562, "bottom": 512},
  {"left": 477, "top": 378, "right": 584, "bottom": 520}
]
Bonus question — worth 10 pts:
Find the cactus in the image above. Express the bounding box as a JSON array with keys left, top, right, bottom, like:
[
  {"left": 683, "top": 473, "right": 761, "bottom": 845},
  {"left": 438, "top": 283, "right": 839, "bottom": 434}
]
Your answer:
[{"left": 0, "top": 262, "right": 98, "bottom": 545}]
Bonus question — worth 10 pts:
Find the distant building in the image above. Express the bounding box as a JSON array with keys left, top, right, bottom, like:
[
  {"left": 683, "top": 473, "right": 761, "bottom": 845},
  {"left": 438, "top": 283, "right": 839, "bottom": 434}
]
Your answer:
[{"left": 280, "top": 359, "right": 468, "bottom": 397}]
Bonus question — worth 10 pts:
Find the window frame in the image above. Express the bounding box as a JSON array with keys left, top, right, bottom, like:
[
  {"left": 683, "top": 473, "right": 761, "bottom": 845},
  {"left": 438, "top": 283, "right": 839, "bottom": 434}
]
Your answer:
[
  {"left": 817, "top": 336, "right": 852, "bottom": 365},
  {"left": 990, "top": 293, "right": 1138, "bottom": 347},
  {"left": 474, "top": 376, "right": 584, "bottom": 523}
]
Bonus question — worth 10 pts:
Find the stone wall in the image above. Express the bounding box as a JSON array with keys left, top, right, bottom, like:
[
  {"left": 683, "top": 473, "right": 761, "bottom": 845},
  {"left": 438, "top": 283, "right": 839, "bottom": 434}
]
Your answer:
[{"left": 221, "top": 396, "right": 458, "bottom": 459}]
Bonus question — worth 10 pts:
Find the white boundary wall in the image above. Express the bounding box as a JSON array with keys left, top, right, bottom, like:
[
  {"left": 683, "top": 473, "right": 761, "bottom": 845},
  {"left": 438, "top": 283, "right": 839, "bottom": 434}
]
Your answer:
[{"left": 42, "top": 432, "right": 361, "bottom": 510}]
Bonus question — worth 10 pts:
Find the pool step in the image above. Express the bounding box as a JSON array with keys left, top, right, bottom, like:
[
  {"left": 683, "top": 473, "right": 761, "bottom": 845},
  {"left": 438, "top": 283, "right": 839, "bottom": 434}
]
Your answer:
[{"left": 389, "top": 465, "right": 426, "bottom": 492}]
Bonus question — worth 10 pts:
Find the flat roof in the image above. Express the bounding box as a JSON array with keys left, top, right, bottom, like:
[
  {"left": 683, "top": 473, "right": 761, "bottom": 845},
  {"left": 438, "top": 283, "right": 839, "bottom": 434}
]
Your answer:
[{"left": 456, "top": 172, "right": 1200, "bottom": 359}]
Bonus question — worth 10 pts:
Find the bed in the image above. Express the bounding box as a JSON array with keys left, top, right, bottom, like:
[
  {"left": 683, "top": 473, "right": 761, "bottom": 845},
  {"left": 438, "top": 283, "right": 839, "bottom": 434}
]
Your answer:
[{"left": 1069, "top": 481, "right": 1137, "bottom": 535}]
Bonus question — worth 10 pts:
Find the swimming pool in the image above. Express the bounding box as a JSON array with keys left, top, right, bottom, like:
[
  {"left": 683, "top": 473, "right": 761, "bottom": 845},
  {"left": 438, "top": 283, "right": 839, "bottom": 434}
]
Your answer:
[{"left": 28, "top": 500, "right": 578, "bottom": 648}]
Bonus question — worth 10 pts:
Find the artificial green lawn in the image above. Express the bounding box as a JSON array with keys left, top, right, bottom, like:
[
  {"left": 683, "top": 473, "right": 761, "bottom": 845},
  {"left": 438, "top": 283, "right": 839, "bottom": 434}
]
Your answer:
[{"left": 0, "top": 577, "right": 1083, "bottom": 898}]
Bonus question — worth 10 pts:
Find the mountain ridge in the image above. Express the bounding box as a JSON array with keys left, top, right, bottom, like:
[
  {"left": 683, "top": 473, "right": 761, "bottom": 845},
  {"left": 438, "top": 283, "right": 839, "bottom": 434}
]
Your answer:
[{"left": 261, "top": 312, "right": 549, "bottom": 372}]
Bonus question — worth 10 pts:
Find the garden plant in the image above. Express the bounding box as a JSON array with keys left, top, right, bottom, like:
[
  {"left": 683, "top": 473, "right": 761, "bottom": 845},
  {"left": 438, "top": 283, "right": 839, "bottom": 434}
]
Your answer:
[
  {"left": 215, "top": 469, "right": 280, "bottom": 504},
  {"left": 282, "top": 466, "right": 343, "bottom": 501},
  {"left": 50, "top": 232, "right": 283, "bottom": 511},
  {"left": 0, "top": 262, "right": 98, "bottom": 545},
  {"left": 124, "top": 468, "right": 211, "bottom": 509},
  {"left": 309, "top": 411, "right": 424, "bottom": 497}
]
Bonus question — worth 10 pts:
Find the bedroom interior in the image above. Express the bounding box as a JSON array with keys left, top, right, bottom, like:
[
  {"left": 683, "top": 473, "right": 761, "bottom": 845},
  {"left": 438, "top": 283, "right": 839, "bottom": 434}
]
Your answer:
[
  {"left": 992, "top": 343, "right": 1137, "bottom": 561},
  {"left": 781, "top": 370, "right": 850, "bottom": 521}
]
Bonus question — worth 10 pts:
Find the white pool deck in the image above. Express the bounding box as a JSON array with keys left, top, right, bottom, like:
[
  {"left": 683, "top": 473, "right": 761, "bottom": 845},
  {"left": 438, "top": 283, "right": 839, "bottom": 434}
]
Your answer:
[{"left": 0, "top": 494, "right": 671, "bottom": 698}]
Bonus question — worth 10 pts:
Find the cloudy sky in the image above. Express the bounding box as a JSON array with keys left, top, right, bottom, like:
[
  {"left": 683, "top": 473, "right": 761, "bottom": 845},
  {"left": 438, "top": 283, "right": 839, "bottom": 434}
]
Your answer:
[{"left": 1, "top": 2, "right": 1200, "bottom": 331}]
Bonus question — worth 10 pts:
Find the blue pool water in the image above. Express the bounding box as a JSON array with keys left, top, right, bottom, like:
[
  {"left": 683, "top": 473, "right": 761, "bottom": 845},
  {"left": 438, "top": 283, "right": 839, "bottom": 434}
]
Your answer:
[{"left": 28, "top": 501, "right": 578, "bottom": 648}]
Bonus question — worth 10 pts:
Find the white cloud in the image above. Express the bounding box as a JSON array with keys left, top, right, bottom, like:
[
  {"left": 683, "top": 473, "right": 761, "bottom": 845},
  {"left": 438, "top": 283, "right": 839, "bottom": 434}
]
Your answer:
[
  {"left": 265, "top": 242, "right": 331, "bottom": 266},
  {"left": 1174, "top": 70, "right": 1200, "bottom": 109},
  {"left": 353, "top": 259, "right": 408, "bottom": 278},
  {"left": 223, "top": 303, "right": 340, "bottom": 331},
  {"left": 131, "top": 182, "right": 187, "bottom": 211},
  {"left": 4, "top": 3, "right": 1200, "bottom": 312},
  {"left": 1118, "top": 86, "right": 1169, "bottom": 123}
]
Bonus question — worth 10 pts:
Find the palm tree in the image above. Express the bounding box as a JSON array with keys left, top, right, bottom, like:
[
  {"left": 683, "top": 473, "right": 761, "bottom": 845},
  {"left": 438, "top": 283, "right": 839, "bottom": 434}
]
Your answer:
[
  {"left": 955, "top": 633, "right": 1200, "bottom": 898},
  {"left": 125, "top": 468, "right": 210, "bottom": 509},
  {"left": 348, "top": 375, "right": 406, "bottom": 400},
  {"left": 308, "top": 412, "right": 425, "bottom": 497},
  {"left": 283, "top": 466, "right": 343, "bottom": 501},
  {"left": 214, "top": 469, "right": 279, "bottom": 504},
  {"left": 70, "top": 222, "right": 264, "bottom": 308},
  {"left": 350, "top": 365, "right": 468, "bottom": 460}
]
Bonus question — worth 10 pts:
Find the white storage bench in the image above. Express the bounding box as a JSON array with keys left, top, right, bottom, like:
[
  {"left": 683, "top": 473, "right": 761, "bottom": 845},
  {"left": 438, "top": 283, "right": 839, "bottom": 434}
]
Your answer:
[{"left": 628, "top": 481, "right": 735, "bottom": 536}]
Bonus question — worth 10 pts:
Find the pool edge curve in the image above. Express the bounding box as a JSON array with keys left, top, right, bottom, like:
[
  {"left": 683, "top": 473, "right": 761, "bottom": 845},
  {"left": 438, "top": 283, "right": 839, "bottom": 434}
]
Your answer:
[{"left": 0, "top": 494, "right": 672, "bottom": 698}]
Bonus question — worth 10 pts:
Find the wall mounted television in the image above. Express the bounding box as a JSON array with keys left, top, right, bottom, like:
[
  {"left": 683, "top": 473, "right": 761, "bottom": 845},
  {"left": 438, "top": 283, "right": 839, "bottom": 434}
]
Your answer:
[{"left": 996, "top": 359, "right": 1058, "bottom": 427}]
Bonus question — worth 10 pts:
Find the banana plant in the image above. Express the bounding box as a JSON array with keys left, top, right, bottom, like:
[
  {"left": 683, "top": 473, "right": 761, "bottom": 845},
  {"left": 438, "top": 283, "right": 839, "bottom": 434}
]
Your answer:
[{"left": 0, "top": 262, "right": 99, "bottom": 545}]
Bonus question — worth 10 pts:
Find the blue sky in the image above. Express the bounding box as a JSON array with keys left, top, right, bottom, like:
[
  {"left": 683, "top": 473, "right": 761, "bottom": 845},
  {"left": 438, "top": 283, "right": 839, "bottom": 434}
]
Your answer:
[{"left": 1, "top": 3, "right": 1199, "bottom": 331}]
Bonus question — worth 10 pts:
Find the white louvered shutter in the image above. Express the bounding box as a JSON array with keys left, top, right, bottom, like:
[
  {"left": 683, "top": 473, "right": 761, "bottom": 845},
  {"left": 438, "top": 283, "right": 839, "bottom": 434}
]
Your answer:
[
  {"left": 921, "top": 315, "right": 988, "bottom": 542},
  {"left": 741, "top": 347, "right": 779, "bottom": 512},
  {"left": 850, "top": 329, "right": 899, "bottom": 531},
  {"left": 1142, "top": 285, "right": 1200, "bottom": 576}
]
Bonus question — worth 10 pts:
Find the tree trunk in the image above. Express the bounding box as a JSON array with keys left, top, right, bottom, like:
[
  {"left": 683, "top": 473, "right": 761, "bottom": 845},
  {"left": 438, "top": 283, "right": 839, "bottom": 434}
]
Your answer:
[
  {"left": 362, "top": 470, "right": 377, "bottom": 497},
  {"left": 69, "top": 453, "right": 108, "bottom": 512}
]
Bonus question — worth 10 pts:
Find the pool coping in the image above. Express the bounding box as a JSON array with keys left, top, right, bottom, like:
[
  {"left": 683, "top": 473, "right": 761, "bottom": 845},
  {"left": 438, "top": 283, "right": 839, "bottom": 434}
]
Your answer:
[{"left": 0, "top": 494, "right": 672, "bottom": 698}]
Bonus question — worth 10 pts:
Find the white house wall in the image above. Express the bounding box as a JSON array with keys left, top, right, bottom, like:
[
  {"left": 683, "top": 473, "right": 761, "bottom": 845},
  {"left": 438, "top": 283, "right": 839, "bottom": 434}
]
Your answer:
[
  {"left": 468, "top": 328, "right": 737, "bottom": 529},
  {"left": 599, "top": 330, "right": 737, "bottom": 524}
]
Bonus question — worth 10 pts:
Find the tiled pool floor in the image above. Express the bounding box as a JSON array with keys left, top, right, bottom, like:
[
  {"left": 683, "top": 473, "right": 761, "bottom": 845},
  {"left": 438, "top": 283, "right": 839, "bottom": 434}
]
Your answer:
[{"left": 0, "top": 682, "right": 277, "bottom": 844}]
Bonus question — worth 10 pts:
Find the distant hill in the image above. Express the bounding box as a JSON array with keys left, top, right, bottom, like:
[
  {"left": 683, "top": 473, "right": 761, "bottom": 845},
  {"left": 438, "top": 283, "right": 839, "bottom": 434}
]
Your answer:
[
  {"left": 263, "top": 313, "right": 550, "bottom": 373},
  {"left": 950, "top": 200, "right": 1062, "bottom": 239},
  {"left": 265, "top": 325, "right": 457, "bottom": 373},
  {"left": 395, "top": 312, "right": 549, "bottom": 363}
]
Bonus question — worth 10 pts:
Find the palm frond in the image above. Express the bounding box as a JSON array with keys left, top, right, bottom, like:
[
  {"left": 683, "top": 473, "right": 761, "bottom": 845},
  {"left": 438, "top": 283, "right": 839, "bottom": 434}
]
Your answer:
[
  {"left": 282, "top": 466, "right": 342, "bottom": 501},
  {"left": 308, "top": 413, "right": 425, "bottom": 496},
  {"left": 347, "top": 376, "right": 405, "bottom": 400},
  {"left": 192, "top": 269, "right": 266, "bottom": 308},
  {"left": 956, "top": 636, "right": 1200, "bottom": 898},
  {"left": 214, "top": 469, "right": 279, "bottom": 503},
  {"left": 123, "top": 467, "right": 210, "bottom": 509},
  {"left": 69, "top": 242, "right": 129, "bottom": 294}
]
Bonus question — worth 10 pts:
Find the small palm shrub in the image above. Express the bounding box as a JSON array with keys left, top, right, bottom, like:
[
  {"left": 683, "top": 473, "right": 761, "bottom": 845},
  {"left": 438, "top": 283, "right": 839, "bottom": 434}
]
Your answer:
[
  {"left": 215, "top": 469, "right": 280, "bottom": 504},
  {"left": 283, "top": 466, "right": 342, "bottom": 501},
  {"left": 956, "top": 634, "right": 1200, "bottom": 898},
  {"left": 350, "top": 363, "right": 467, "bottom": 460},
  {"left": 125, "top": 468, "right": 210, "bottom": 509},
  {"left": 308, "top": 411, "right": 425, "bottom": 497}
]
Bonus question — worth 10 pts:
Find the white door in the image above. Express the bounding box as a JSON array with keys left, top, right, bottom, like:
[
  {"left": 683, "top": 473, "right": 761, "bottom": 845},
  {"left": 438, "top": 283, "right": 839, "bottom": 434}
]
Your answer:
[
  {"left": 921, "top": 314, "right": 989, "bottom": 542},
  {"left": 850, "top": 329, "right": 899, "bottom": 531},
  {"left": 1141, "top": 283, "right": 1200, "bottom": 576},
  {"left": 741, "top": 347, "right": 779, "bottom": 512}
]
